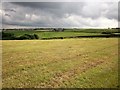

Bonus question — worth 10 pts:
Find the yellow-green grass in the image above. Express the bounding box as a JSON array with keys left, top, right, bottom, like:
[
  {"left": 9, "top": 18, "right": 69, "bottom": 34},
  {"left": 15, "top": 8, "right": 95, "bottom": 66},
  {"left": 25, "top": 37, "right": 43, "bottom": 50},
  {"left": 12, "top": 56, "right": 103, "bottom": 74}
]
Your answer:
[
  {"left": 2, "top": 38, "right": 118, "bottom": 88},
  {"left": 0, "top": 40, "right": 2, "bottom": 89}
]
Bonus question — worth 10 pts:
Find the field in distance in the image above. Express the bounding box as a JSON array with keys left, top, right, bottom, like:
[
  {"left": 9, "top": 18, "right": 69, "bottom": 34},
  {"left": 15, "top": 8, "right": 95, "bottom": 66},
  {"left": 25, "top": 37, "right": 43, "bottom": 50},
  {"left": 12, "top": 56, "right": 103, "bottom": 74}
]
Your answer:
[
  {"left": 3, "top": 29, "right": 120, "bottom": 39},
  {"left": 2, "top": 38, "right": 118, "bottom": 88}
]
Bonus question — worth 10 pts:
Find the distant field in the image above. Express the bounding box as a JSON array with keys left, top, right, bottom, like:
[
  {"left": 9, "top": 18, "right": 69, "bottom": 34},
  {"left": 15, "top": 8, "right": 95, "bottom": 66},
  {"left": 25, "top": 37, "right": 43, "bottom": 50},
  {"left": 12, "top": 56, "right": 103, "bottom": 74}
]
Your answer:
[
  {"left": 3, "top": 29, "right": 120, "bottom": 39},
  {"left": 2, "top": 38, "right": 118, "bottom": 88},
  {"left": 3, "top": 31, "right": 103, "bottom": 39},
  {"left": 65, "top": 28, "right": 119, "bottom": 33}
]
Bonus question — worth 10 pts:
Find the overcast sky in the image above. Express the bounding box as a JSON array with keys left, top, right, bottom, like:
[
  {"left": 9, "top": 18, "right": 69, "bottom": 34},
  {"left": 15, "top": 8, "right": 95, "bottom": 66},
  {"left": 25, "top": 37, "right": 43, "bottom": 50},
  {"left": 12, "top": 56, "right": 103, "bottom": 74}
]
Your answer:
[{"left": 1, "top": 1, "right": 119, "bottom": 28}]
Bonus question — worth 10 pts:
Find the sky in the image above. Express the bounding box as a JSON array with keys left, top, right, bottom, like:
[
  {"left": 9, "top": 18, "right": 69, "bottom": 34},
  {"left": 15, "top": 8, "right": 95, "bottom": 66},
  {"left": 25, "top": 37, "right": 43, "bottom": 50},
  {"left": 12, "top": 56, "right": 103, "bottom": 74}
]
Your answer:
[{"left": 1, "top": 0, "right": 119, "bottom": 29}]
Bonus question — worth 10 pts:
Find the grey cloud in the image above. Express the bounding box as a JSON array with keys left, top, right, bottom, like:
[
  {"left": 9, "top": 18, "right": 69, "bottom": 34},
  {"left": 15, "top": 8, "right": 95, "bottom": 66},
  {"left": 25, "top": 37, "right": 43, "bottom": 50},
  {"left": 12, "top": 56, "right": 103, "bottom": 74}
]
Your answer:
[
  {"left": 4, "top": 13, "right": 11, "bottom": 17},
  {"left": 2, "top": 2, "right": 118, "bottom": 28},
  {"left": 103, "top": 2, "right": 118, "bottom": 20},
  {"left": 10, "top": 2, "right": 63, "bottom": 9},
  {"left": 118, "top": 1, "right": 120, "bottom": 22},
  {"left": 4, "top": 8, "right": 16, "bottom": 12},
  {"left": 10, "top": 2, "right": 85, "bottom": 18}
]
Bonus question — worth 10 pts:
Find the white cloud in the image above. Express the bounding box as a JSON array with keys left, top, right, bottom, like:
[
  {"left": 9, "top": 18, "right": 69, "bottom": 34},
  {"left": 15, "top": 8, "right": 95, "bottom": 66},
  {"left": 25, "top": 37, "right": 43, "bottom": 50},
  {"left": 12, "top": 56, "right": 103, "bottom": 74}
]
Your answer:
[
  {"left": 97, "top": 17, "right": 118, "bottom": 28},
  {"left": 2, "top": 2, "right": 118, "bottom": 28}
]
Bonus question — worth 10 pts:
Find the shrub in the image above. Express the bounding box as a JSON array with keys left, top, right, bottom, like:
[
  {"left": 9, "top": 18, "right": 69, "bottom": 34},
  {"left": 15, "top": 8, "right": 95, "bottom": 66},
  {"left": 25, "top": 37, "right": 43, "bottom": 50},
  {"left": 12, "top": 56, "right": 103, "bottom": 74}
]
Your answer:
[
  {"left": 0, "top": 32, "right": 2, "bottom": 40},
  {"left": 18, "top": 34, "right": 31, "bottom": 40},
  {"left": 2, "top": 32, "right": 16, "bottom": 40},
  {"left": 2, "top": 32, "right": 39, "bottom": 40},
  {"left": 34, "top": 34, "right": 39, "bottom": 39},
  {"left": 101, "top": 32, "right": 112, "bottom": 34},
  {"left": 18, "top": 34, "right": 39, "bottom": 40}
]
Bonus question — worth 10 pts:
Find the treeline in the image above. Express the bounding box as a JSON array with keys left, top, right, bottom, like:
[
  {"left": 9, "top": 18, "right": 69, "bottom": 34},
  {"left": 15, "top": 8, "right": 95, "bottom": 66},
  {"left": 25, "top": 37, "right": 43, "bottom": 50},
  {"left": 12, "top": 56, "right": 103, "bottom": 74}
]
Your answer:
[{"left": 2, "top": 32, "right": 39, "bottom": 40}]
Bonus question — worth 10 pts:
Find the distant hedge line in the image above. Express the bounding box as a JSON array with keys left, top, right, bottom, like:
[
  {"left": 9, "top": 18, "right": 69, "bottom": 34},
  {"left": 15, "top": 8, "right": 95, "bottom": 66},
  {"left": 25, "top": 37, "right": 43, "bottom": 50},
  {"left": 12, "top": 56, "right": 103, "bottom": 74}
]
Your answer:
[{"left": 2, "top": 32, "right": 39, "bottom": 40}]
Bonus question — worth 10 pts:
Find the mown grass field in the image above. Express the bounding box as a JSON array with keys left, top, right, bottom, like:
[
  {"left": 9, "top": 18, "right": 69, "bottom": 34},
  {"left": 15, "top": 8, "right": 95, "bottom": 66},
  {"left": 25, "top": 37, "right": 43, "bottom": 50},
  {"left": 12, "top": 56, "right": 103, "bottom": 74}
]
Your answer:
[{"left": 2, "top": 38, "right": 118, "bottom": 88}]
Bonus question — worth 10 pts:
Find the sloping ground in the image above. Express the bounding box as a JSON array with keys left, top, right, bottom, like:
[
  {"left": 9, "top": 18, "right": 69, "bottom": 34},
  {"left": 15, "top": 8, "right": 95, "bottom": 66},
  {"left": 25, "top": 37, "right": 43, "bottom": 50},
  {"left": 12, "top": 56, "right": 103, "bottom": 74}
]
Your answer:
[{"left": 2, "top": 38, "right": 118, "bottom": 88}]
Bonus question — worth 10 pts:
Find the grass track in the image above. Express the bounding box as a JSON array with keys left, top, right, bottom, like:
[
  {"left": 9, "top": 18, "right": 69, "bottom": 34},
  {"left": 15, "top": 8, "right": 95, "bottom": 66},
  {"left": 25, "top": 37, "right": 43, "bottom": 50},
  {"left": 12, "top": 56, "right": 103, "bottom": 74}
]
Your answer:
[{"left": 2, "top": 38, "right": 118, "bottom": 88}]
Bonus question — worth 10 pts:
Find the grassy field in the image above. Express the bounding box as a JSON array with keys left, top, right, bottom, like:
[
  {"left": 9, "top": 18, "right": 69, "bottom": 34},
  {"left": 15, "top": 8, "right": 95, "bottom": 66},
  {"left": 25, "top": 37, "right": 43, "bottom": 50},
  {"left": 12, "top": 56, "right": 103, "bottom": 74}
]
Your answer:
[
  {"left": 65, "top": 28, "right": 119, "bottom": 33},
  {"left": 3, "top": 31, "right": 103, "bottom": 39},
  {"left": 2, "top": 38, "right": 118, "bottom": 88},
  {"left": 3, "top": 29, "right": 120, "bottom": 39}
]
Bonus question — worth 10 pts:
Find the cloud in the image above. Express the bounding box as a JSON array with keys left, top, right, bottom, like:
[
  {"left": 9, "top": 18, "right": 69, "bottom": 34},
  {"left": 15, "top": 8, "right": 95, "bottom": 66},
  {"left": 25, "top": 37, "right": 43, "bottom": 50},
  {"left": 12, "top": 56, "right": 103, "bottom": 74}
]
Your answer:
[{"left": 2, "top": 2, "right": 118, "bottom": 28}]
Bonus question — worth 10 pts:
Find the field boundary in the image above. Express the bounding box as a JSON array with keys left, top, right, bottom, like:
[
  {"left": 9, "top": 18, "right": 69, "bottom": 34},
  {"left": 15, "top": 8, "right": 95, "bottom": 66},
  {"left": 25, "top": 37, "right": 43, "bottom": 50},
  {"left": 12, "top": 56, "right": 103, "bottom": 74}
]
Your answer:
[{"left": 42, "top": 35, "right": 120, "bottom": 40}]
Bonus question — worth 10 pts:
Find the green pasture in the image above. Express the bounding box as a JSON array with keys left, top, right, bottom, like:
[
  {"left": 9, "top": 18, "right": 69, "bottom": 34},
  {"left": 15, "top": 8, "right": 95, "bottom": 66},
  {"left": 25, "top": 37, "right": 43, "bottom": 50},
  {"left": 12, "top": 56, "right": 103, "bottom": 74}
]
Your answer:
[{"left": 2, "top": 38, "right": 118, "bottom": 88}]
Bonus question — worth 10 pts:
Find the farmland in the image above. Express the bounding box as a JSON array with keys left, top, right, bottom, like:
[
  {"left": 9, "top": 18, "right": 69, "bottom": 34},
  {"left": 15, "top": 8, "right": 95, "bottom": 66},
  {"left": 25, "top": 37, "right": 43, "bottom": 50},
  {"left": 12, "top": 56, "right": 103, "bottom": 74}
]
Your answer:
[
  {"left": 2, "top": 29, "right": 120, "bottom": 39},
  {"left": 2, "top": 38, "right": 118, "bottom": 88},
  {"left": 2, "top": 30, "right": 103, "bottom": 39}
]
